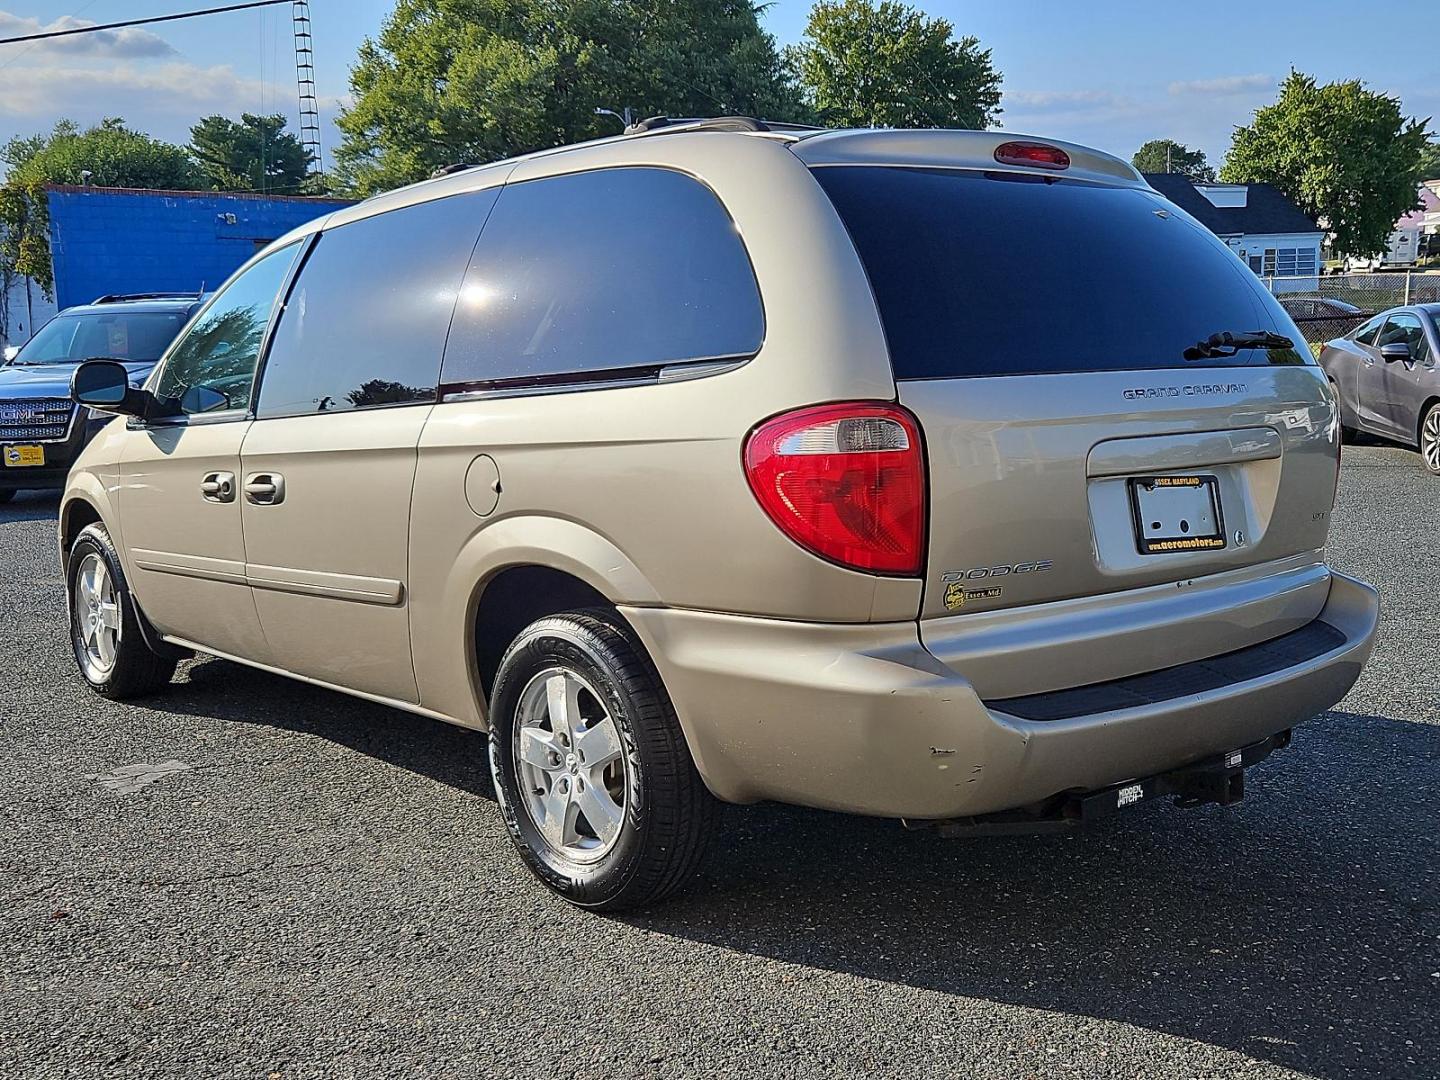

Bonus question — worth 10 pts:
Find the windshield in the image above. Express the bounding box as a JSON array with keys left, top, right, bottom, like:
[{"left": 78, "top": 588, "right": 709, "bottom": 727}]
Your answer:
[
  {"left": 10, "top": 310, "right": 188, "bottom": 366},
  {"left": 812, "top": 166, "right": 1308, "bottom": 378}
]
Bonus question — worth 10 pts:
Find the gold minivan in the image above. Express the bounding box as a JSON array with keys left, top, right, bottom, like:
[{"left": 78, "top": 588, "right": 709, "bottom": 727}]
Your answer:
[{"left": 62, "top": 121, "right": 1379, "bottom": 910}]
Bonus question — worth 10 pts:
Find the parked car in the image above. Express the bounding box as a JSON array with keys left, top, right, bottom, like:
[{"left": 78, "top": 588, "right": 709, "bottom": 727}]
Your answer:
[
  {"left": 1278, "top": 296, "right": 1368, "bottom": 321},
  {"left": 1317, "top": 304, "right": 1440, "bottom": 473},
  {"left": 61, "top": 122, "right": 1379, "bottom": 910},
  {"left": 1, "top": 294, "right": 204, "bottom": 500}
]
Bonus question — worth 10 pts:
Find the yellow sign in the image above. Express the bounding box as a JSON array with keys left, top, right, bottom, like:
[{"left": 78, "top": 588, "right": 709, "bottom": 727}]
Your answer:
[{"left": 3, "top": 445, "right": 44, "bottom": 468}]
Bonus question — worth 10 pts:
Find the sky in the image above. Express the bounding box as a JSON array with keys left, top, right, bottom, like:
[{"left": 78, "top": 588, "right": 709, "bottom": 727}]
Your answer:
[{"left": 0, "top": 0, "right": 1435, "bottom": 173}]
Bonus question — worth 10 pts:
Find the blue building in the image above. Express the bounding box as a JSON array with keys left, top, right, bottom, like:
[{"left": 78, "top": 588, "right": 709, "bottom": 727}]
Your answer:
[{"left": 45, "top": 184, "right": 354, "bottom": 309}]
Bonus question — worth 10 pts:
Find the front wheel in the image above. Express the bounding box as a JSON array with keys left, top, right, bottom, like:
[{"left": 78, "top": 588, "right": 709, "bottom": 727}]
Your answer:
[
  {"left": 67, "top": 522, "right": 176, "bottom": 698},
  {"left": 1421, "top": 402, "right": 1440, "bottom": 476},
  {"left": 487, "top": 609, "right": 716, "bottom": 911}
]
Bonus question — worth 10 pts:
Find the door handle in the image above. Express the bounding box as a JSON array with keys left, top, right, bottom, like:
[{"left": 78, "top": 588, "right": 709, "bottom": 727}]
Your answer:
[
  {"left": 200, "top": 471, "right": 236, "bottom": 503},
  {"left": 243, "top": 472, "right": 285, "bottom": 506}
]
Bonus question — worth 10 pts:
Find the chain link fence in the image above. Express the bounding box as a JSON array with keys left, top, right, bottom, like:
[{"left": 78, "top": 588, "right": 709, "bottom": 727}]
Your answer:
[{"left": 1265, "top": 271, "right": 1440, "bottom": 352}]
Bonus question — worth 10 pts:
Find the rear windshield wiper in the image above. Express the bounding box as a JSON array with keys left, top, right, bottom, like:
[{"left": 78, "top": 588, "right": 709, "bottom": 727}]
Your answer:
[{"left": 1184, "top": 330, "right": 1294, "bottom": 361}]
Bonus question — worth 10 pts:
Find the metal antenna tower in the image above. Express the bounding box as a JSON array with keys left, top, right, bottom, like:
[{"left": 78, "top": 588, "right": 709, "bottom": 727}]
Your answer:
[{"left": 292, "top": 0, "right": 322, "bottom": 175}]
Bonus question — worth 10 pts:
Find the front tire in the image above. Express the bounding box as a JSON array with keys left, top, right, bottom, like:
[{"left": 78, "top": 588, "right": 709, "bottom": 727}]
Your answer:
[
  {"left": 1421, "top": 402, "right": 1440, "bottom": 476},
  {"left": 67, "top": 522, "right": 176, "bottom": 698},
  {"left": 487, "top": 609, "right": 716, "bottom": 911}
]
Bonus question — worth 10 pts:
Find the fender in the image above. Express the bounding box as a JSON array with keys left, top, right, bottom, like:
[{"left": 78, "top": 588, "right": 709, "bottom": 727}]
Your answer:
[{"left": 407, "top": 513, "right": 662, "bottom": 729}]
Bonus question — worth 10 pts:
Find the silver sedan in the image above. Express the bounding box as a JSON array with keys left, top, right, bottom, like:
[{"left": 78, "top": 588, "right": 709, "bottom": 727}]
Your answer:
[{"left": 1317, "top": 303, "right": 1440, "bottom": 474}]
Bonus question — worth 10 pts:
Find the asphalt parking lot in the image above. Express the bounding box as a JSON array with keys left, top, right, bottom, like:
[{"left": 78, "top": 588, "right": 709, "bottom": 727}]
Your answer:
[{"left": 1, "top": 442, "right": 1436, "bottom": 1080}]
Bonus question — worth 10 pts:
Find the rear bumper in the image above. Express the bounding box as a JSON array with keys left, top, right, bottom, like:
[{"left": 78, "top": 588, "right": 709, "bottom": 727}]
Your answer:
[{"left": 622, "top": 570, "right": 1379, "bottom": 819}]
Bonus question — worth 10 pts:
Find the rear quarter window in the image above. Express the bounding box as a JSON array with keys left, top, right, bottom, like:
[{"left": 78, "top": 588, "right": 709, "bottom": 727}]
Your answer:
[
  {"left": 440, "top": 167, "right": 763, "bottom": 392},
  {"left": 813, "top": 166, "right": 1308, "bottom": 378}
]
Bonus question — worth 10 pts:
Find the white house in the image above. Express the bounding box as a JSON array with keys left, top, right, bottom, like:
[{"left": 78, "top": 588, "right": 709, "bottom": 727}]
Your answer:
[
  {"left": 1143, "top": 174, "right": 1325, "bottom": 292},
  {"left": 1, "top": 274, "right": 57, "bottom": 352}
]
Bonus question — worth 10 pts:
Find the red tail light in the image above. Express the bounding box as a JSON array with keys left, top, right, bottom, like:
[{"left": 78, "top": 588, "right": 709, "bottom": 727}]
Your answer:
[
  {"left": 743, "top": 403, "right": 926, "bottom": 576},
  {"left": 993, "top": 141, "right": 1071, "bottom": 171}
]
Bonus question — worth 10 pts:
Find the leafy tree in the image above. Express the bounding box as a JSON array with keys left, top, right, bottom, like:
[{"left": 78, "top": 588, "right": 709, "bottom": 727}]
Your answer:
[
  {"left": 1221, "top": 71, "right": 1430, "bottom": 257},
  {"left": 787, "top": 0, "right": 1001, "bottom": 130},
  {"left": 0, "top": 119, "right": 200, "bottom": 298},
  {"left": 1131, "top": 138, "right": 1215, "bottom": 182},
  {"left": 334, "top": 0, "right": 806, "bottom": 196},
  {"left": 1419, "top": 140, "right": 1440, "bottom": 182},
  {"left": 191, "top": 113, "right": 318, "bottom": 194}
]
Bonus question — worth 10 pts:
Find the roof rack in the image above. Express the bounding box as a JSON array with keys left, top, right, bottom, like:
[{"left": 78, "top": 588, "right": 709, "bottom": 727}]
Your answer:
[
  {"left": 91, "top": 291, "right": 204, "bottom": 304},
  {"left": 622, "top": 115, "right": 824, "bottom": 137}
]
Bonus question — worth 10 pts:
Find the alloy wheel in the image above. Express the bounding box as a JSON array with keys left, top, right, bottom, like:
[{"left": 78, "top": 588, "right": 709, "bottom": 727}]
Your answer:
[
  {"left": 75, "top": 553, "right": 121, "bottom": 681},
  {"left": 512, "top": 668, "right": 628, "bottom": 862}
]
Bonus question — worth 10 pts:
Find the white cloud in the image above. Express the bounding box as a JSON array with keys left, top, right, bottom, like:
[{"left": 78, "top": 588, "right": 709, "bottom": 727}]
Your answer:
[
  {"left": 1168, "top": 73, "right": 1275, "bottom": 97},
  {"left": 0, "top": 61, "right": 267, "bottom": 120},
  {"left": 1006, "top": 89, "right": 1128, "bottom": 111},
  {"left": 0, "top": 11, "right": 175, "bottom": 59}
]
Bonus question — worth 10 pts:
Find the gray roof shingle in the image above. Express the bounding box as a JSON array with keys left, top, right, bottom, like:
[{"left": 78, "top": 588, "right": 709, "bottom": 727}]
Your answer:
[{"left": 1143, "top": 173, "right": 1320, "bottom": 236}]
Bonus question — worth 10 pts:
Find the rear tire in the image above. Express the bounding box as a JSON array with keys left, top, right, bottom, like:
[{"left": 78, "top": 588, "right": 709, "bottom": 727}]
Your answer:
[
  {"left": 67, "top": 522, "right": 176, "bottom": 699},
  {"left": 1421, "top": 402, "right": 1440, "bottom": 476},
  {"left": 487, "top": 608, "right": 716, "bottom": 911}
]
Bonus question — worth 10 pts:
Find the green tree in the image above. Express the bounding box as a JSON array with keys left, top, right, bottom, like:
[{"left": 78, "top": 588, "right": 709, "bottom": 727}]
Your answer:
[
  {"left": 0, "top": 118, "right": 200, "bottom": 298},
  {"left": 1419, "top": 139, "right": 1440, "bottom": 181},
  {"left": 787, "top": 0, "right": 1001, "bottom": 130},
  {"left": 190, "top": 113, "right": 318, "bottom": 194},
  {"left": 1131, "top": 138, "right": 1215, "bottom": 182},
  {"left": 1221, "top": 71, "right": 1430, "bottom": 257},
  {"left": 334, "top": 0, "right": 806, "bottom": 196}
]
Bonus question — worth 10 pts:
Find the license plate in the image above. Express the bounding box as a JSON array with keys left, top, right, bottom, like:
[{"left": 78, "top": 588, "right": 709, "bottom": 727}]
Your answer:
[
  {"left": 2, "top": 445, "right": 44, "bottom": 468},
  {"left": 1128, "top": 474, "right": 1225, "bottom": 554}
]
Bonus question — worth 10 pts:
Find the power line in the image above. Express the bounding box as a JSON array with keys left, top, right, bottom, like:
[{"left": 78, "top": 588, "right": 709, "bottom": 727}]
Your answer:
[{"left": 0, "top": 0, "right": 294, "bottom": 46}]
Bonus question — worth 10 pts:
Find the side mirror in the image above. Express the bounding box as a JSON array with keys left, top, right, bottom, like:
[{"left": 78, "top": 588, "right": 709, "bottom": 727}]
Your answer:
[
  {"left": 71, "top": 359, "right": 151, "bottom": 417},
  {"left": 1380, "top": 342, "right": 1411, "bottom": 363}
]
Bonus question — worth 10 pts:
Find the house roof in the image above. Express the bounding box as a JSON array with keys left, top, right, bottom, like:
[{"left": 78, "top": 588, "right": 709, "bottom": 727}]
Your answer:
[{"left": 1142, "top": 173, "right": 1320, "bottom": 237}]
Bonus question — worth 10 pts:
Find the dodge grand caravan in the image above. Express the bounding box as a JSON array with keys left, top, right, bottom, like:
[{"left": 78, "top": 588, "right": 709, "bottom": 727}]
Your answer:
[{"left": 61, "top": 121, "right": 1379, "bottom": 910}]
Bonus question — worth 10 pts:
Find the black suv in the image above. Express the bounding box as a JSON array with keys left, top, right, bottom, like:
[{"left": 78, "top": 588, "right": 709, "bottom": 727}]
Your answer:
[{"left": 0, "top": 294, "right": 203, "bottom": 499}]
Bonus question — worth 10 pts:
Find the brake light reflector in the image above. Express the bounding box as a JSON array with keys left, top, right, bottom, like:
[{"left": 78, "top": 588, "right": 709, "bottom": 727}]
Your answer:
[
  {"left": 993, "top": 141, "right": 1071, "bottom": 171},
  {"left": 743, "top": 403, "right": 926, "bottom": 575}
]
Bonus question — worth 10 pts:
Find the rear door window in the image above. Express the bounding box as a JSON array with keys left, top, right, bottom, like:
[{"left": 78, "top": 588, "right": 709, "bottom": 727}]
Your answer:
[
  {"left": 812, "top": 166, "right": 1306, "bottom": 378},
  {"left": 440, "top": 167, "right": 763, "bottom": 392},
  {"left": 255, "top": 190, "right": 498, "bottom": 418}
]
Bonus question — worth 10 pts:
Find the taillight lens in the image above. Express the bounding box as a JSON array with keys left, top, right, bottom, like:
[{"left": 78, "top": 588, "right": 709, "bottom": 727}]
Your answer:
[
  {"left": 743, "top": 403, "right": 926, "bottom": 576},
  {"left": 993, "top": 141, "right": 1071, "bottom": 170}
]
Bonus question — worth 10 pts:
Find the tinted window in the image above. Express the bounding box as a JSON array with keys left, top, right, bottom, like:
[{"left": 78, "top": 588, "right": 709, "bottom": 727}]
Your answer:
[
  {"left": 154, "top": 243, "right": 300, "bottom": 414},
  {"left": 257, "top": 192, "right": 497, "bottom": 418},
  {"left": 1378, "top": 313, "right": 1429, "bottom": 362},
  {"left": 1353, "top": 316, "right": 1384, "bottom": 345},
  {"left": 13, "top": 311, "right": 187, "bottom": 365},
  {"left": 441, "top": 167, "right": 763, "bottom": 390},
  {"left": 813, "top": 167, "right": 1306, "bottom": 378}
]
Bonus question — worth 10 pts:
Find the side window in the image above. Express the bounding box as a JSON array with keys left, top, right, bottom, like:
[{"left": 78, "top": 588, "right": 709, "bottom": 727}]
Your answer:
[
  {"left": 1353, "top": 316, "right": 1384, "bottom": 345},
  {"left": 1379, "top": 313, "right": 1428, "bottom": 361},
  {"left": 441, "top": 167, "right": 763, "bottom": 391},
  {"left": 153, "top": 243, "right": 300, "bottom": 414},
  {"left": 255, "top": 190, "right": 498, "bottom": 418}
]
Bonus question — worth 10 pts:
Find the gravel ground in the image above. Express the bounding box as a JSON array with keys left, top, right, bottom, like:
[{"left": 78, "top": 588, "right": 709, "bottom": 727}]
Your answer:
[{"left": 1, "top": 443, "right": 1436, "bottom": 1080}]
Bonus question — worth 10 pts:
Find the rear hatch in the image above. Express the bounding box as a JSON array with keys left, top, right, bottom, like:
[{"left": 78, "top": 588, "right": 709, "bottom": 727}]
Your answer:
[{"left": 807, "top": 151, "right": 1337, "bottom": 621}]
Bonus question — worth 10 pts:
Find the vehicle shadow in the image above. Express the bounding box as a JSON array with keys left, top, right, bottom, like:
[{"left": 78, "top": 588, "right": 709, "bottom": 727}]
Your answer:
[
  {"left": 142, "top": 656, "right": 1438, "bottom": 1079},
  {"left": 168, "top": 655, "right": 496, "bottom": 800},
  {"left": 0, "top": 490, "right": 61, "bottom": 524},
  {"left": 629, "top": 708, "right": 1437, "bottom": 1080}
]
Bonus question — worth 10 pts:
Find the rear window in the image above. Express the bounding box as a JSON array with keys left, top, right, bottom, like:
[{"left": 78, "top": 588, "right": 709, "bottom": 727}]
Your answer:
[{"left": 813, "top": 166, "right": 1307, "bottom": 379}]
